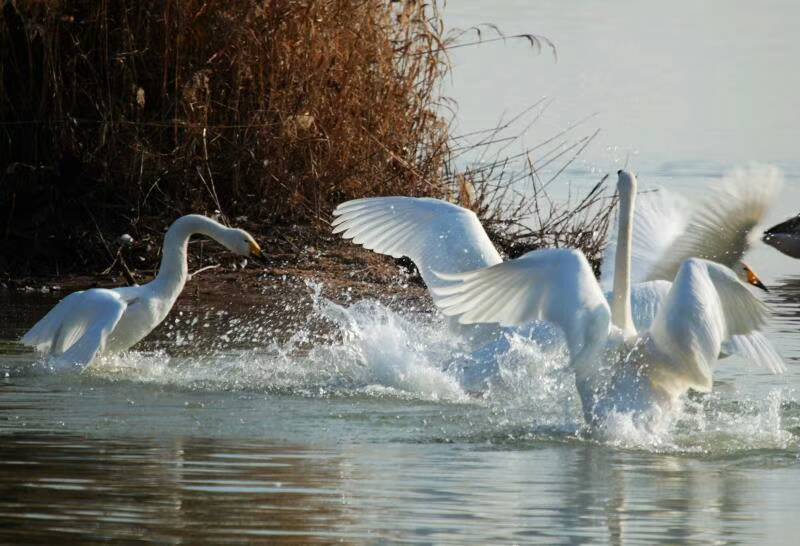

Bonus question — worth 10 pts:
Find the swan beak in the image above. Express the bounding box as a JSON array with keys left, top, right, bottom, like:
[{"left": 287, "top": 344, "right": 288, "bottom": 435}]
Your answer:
[
  {"left": 745, "top": 265, "right": 769, "bottom": 292},
  {"left": 249, "top": 241, "right": 263, "bottom": 258}
]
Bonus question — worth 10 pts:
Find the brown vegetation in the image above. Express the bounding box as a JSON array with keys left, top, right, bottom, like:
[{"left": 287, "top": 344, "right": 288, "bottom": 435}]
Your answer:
[
  {"left": 1, "top": 0, "right": 451, "bottom": 274},
  {"left": 1, "top": 0, "right": 614, "bottom": 281}
]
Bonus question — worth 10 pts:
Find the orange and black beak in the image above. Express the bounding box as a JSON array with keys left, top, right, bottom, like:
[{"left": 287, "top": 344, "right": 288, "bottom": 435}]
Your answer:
[
  {"left": 744, "top": 264, "right": 769, "bottom": 292},
  {"left": 249, "top": 241, "right": 268, "bottom": 264}
]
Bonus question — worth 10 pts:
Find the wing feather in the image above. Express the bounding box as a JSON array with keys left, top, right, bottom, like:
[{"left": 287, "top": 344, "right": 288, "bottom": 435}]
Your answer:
[
  {"left": 20, "top": 291, "right": 84, "bottom": 352},
  {"left": 725, "top": 332, "right": 786, "bottom": 374},
  {"left": 333, "top": 197, "right": 502, "bottom": 294},
  {"left": 430, "top": 248, "right": 610, "bottom": 357},
  {"left": 21, "top": 289, "right": 127, "bottom": 370},
  {"left": 648, "top": 259, "right": 781, "bottom": 394},
  {"left": 647, "top": 165, "right": 782, "bottom": 281}
]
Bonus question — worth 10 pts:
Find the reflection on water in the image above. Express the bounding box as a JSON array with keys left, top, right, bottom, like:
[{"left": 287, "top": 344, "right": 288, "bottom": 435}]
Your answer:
[
  {"left": 766, "top": 276, "right": 800, "bottom": 362},
  {"left": 1, "top": 432, "right": 798, "bottom": 545},
  {"left": 770, "top": 276, "right": 800, "bottom": 323},
  {"left": 0, "top": 434, "right": 353, "bottom": 544}
]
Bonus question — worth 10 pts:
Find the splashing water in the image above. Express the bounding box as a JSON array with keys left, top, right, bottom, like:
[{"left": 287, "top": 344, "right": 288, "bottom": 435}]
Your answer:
[
  {"left": 30, "top": 284, "right": 795, "bottom": 454},
  {"left": 89, "top": 284, "right": 469, "bottom": 403}
]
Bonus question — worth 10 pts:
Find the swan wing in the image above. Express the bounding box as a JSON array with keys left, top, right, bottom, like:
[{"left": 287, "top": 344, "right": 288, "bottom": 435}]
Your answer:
[
  {"left": 333, "top": 197, "right": 502, "bottom": 294},
  {"left": 601, "top": 188, "right": 688, "bottom": 290},
  {"left": 21, "top": 289, "right": 127, "bottom": 370},
  {"left": 647, "top": 165, "right": 782, "bottom": 281},
  {"left": 430, "top": 248, "right": 610, "bottom": 355},
  {"left": 648, "top": 258, "right": 781, "bottom": 393},
  {"left": 724, "top": 332, "right": 786, "bottom": 374},
  {"left": 20, "top": 291, "right": 85, "bottom": 353}
]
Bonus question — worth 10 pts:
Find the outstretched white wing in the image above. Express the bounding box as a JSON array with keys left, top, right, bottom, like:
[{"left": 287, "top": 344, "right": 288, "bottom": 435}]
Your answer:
[
  {"left": 430, "top": 248, "right": 610, "bottom": 356},
  {"left": 648, "top": 259, "right": 782, "bottom": 395},
  {"left": 333, "top": 197, "right": 502, "bottom": 295},
  {"left": 601, "top": 188, "right": 688, "bottom": 290},
  {"left": 647, "top": 165, "right": 782, "bottom": 281},
  {"left": 21, "top": 288, "right": 127, "bottom": 370}
]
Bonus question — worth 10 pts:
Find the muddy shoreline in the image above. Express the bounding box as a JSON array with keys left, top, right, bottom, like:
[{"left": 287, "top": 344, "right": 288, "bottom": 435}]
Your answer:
[{"left": 1, "top": 236, "right": 432, "bottom": 324}]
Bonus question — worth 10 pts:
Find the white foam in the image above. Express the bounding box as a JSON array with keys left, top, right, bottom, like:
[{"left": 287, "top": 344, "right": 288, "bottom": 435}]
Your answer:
[
  {"left": 88, "top": 286, "right": 469, "bottom": 403},
  {"left": 76, "top": 286, "right": 797, "bottom": 453}
]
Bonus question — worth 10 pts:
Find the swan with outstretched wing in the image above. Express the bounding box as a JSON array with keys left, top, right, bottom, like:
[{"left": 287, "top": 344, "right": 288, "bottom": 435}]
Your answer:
[
  {"left": 333, "top": 170, "right": 776, "bottom": 356},
  {"left": 21, "top": 215, "right": 263, "bottom": 370},
  {"left": 332, "top": 197, "right": 502, "bottom": 295},
  {"left": 430, "top": 171, "right": 783, "bottom": 423}
]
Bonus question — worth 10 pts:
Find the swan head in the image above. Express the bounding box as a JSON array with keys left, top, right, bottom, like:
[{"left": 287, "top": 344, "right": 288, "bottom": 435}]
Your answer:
[
  {"left": 616, "top": 169, "right": 637, "bottom": 195},
  {"left": 221, "top": 227, "right": 263, "bottom": 259},
  {"left": 736, "top": 262, "right": 768, "bottom": 292}
]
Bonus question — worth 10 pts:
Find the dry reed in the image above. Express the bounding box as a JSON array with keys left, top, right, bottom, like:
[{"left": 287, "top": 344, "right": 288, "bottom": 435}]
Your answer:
[
  {"left": 0, "top": 1, "right": 614, "bottom": 278},
  {"left": 1, "top": 0, "right": 451, "bottom": 273}
]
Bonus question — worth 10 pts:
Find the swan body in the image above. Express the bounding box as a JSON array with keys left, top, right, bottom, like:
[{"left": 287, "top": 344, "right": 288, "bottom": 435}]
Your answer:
[
  {"left": 430, "top": 171, "right": 783, "bottom": 425},
  {"left": 763, "top": 214, "right": 800, "bottom": 258},
  {"left": 333, "top": 172, "right": 782, "bottom": 423},
  {"left": 21, "top": 215, "right": 263, "bottom": 370}
]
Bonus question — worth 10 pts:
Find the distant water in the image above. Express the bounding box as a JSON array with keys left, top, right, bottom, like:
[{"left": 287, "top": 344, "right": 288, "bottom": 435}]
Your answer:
[
  {"left": 445, "top": 0, "right": 800, "bottom": 177},
  {"left": 2, "top": 1, "right": 800, "bottom": 544}
]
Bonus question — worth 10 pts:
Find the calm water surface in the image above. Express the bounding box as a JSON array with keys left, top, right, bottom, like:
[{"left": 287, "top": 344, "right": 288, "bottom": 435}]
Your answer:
[{"left": 2, "top": 1, "right": 800, "bottom": 544}]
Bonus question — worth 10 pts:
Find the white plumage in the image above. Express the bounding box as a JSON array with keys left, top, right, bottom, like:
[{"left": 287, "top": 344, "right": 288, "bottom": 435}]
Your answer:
[
  {"left": 333, "top": 197, "right": 502, "bottom": 296},
  {"left": 333, "top": 197, "right": 503, "bottom": 345},
  {"left": 334, "top": 172, "right": 783, "bottom": 425},
  {"left": 602, "top": 164, "right": 781, "bottom": 290},
  {"left": 21, "top": 215, "right": 263, "bottom": 370},
  {"left": 431, "top": 171, "right": 782, "bottom": 423}
]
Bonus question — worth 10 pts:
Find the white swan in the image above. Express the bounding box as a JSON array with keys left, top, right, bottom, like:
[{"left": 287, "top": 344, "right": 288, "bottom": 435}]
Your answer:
[
  {"left": 763, "top": 213, "right": 800, "bottom": 258},
  {"left": 429, "top": 171, "right": 783, "bottom": 424},
  {"left": 20, "top": 215, "right": 263, "bottom": 370},
  {"left": 601, "top": 165, "right": 781, "bottom": 294},
  {"left": 332, "top": 170, "right": 776, "bottom": 343}
]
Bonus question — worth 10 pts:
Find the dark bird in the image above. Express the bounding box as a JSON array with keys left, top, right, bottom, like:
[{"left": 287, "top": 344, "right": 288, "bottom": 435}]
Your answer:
[{"left": 763, "top": 214, "right": 800, "bottom": 259}]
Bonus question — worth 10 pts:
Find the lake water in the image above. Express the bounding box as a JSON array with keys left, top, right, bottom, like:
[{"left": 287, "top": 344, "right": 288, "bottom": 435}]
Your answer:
[{"left": 2, "top": 1, "right": 800, "bottom": 544}]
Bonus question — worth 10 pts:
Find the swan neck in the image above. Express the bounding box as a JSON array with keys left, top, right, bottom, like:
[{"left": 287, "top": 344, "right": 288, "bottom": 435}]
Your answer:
[
  {"left": 611, "top": 184, "right": 636, "bottom": 338},
  {"left": 152, "top": 215, "right": 229, "bottom": 299}
]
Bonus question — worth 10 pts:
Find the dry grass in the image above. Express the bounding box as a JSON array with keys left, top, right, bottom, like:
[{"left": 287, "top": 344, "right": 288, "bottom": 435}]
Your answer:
[
  {"left": 444, "top": 106, "right": 616, "bottom": 273},
  {"left": 1, "top": 0, "right": 452, "bottom": 273},
  {"left": 0, "top": 1, "right": 615, "bottom": 278}
]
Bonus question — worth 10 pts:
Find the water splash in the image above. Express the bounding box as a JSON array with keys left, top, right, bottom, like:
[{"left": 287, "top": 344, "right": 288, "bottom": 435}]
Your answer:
[
  {"left": 38, "top": 285, "right": 797, "bottom": 454},
  {"left": 89, "top": 284, "right": 469, "bottom": 403}
]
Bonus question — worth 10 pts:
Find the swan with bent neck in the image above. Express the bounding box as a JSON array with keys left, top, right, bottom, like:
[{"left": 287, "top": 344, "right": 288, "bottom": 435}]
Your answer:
[
  {"left": 21, "top": 215, "right": 263, "bottom": 370},
  {"left": 430, "top": 170, "right": 783, "bottom": 425}
]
